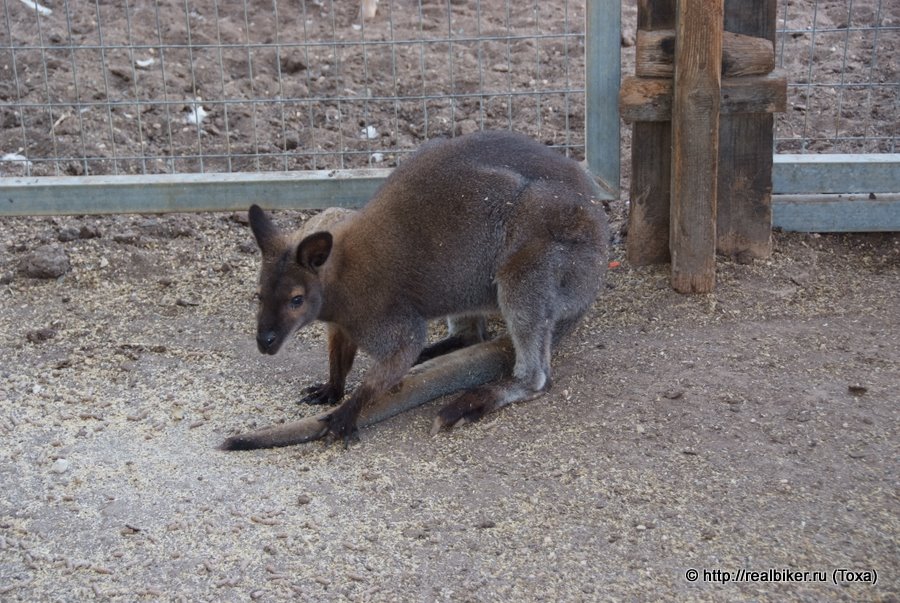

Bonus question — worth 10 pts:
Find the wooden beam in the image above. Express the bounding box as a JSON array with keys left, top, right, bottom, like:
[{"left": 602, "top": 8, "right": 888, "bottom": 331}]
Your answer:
[
  {"left": 637, "top": 29, "right": 775, "bottom": 78},
  {"left": 620, "top": 72, "right": 786, "bottom": 122},
  {"left": 716, "top": 0, "right": 779, "bottom": 260},
  {"left": 627, "top": 0, "right": 676, "bottom": 267},
  {"left": 716, "top": 114, "right": 774, "bottom": 257},
  {"left": 628, "top": 123, "right": 672, "bottom": 264},
  {"left": 669, "top": 0, "right": 723, "bottom": 293}
]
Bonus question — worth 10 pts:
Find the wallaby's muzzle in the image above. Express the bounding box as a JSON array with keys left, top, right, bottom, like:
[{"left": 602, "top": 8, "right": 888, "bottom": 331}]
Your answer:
[{"left": 256, "top": 329, "right": 280, "bottom": 354}]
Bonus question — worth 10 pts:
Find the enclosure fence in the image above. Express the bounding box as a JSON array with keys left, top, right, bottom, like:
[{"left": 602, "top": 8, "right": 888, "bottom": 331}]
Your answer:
[
  {"left": 0, "top": 0, "right": 897, "bottom": 218},
  {"left": 775, "top": 0, "right": 897, "bottom": 154},
  {"left": 2, "top": 0, "right": 590, "bottom": 174},
  {"left": 771, "top": 0, "right": 899, "bottom": 231}
]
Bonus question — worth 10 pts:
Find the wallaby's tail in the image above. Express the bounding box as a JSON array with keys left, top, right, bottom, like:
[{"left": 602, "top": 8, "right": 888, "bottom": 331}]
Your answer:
[{"left": 219, "top": 337, "right": 515, "bottom": 450}]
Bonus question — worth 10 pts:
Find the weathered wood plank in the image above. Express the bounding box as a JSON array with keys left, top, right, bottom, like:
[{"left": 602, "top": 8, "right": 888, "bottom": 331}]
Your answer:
[
  {"left": 719, "top": 72, "right": 786, "bottom": 114},
  {"left": 637, "top": 29, "right": 775, "bottom": 78},
  {"left": 620, "top": 77, "right": 674, "bottom": 123},
  {"left": 620, "top": 72, "right": 786, "bottom": 122},
  {"left": 716, "top": 114, "right": 774, "bottom": 257},
  {"left": 669, "top": 0, "right": 723, "bottom": 293},
  {"left": 627, "top": 0, "right": 676, "bottom": 266},
  {"left": 629, "top": 123, "right": 673, "bottom": 264},
  {"left": 638, "top": 0, "right": 676, "bottom": 27},
  {"left": 716, "top": 0, "right": 779, "bottom": 260}
]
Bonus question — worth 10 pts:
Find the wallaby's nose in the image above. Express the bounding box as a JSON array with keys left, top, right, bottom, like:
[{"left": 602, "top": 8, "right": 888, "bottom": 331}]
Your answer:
[{"left": 257, "top": 330, "right": 277, "bottom": 353}]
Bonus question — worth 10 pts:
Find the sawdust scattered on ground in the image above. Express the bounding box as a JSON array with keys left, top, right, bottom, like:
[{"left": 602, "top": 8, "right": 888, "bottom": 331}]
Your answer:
[{"left": 1, "top": 211, "right": 897, "bottom": 601}]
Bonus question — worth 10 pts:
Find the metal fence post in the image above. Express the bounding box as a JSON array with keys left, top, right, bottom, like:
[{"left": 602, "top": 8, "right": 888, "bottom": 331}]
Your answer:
[{"left": 585, "top": 0, "right": 621, "bottom": 199}]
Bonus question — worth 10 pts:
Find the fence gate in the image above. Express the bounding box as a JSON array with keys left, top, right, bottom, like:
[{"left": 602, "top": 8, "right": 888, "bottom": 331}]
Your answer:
[{"left": 0, "top": 0, "right": 620, "bottom": 214}]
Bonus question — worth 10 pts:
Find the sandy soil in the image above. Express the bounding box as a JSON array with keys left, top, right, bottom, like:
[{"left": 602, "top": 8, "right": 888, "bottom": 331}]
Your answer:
[{"left": 1, "top": 210, "right": 898, "bottom": 601}]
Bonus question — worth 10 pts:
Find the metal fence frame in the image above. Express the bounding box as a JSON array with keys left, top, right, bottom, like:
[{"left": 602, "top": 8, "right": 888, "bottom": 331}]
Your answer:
[
  {"left": 769, "top": 0, "right": 899, "bottom": 231},
  {"left": 0, "top": 0, "right": 621, "bottom": 215}
]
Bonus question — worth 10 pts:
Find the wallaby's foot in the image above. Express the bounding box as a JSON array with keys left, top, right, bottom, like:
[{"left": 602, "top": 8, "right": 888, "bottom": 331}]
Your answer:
[
  {"left": 299, "top": 382, "right": 343, "bottom": 405},
  {"left": 430, "top": 374, "right": 548, "bottom": 435},
  {"left": 430, "top": 387, "right": 501, "bottom": 434},
  {"left": 324, "top": 401, "right": 362, "bottom": 447}
]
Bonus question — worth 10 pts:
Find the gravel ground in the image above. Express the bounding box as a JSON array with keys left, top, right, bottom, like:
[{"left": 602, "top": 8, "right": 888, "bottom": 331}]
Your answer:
[{"left": 0, "top": 211, "right": 897, "bottom": 602}]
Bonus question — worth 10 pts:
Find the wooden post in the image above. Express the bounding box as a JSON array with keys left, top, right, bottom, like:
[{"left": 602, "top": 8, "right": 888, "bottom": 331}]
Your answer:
[
  {"left": 620, "top": 0, "right": 785, "bottom": 286},
  {"left": 716, "top": 0, "right": 778, "bottom": 259},
  {"left": 626, "top": 0, "right": 675, "bottom": 266},
  {"left": 669, "top": 0, "right": 723, "bottom": 293}
]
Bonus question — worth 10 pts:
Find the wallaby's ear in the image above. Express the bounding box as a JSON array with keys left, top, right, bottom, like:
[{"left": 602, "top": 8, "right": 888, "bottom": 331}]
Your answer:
[
  {"left": 297, "top": 232, "right": 333, "bottom": 272},
  {"left": 248, "top": 204, "right": 279, "bottom": 252}
]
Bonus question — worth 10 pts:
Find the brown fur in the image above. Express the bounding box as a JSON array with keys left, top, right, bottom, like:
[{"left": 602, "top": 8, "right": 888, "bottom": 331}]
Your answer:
[{"left": 222, "top": 130, "right": 609, "bottom": 450}]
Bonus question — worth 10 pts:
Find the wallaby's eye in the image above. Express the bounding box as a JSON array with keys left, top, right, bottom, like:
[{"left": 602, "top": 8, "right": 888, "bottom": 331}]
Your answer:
[{"left": 290, "top": 295, "right": 304, "bottom": 308}]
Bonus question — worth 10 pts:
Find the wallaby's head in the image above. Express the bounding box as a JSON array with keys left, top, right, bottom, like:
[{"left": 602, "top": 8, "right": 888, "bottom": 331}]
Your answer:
[{"left": 248, "top": 204, "right": 332, "bottom": 355}]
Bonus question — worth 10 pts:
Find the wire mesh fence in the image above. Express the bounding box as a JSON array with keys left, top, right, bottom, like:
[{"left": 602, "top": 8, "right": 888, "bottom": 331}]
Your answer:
[
  {"left": 775, "top": 0, "right": 898, "bottom": 154},
  {"left": 1, "top": 0, "right": 587, "bottom": 177},
  {"left": 0, "top": 0, "right": 897, "bottom": 179}
]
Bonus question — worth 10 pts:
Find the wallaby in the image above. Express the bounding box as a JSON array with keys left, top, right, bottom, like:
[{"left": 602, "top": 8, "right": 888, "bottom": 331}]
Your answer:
[{"left": 221, "top": 130, "right": 609, "bottom": 450}]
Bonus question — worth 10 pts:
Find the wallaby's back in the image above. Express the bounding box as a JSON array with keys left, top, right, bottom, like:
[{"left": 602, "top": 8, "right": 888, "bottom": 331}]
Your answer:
[{"left": 327, "top": 130, "right": 607, "bottom": 323}]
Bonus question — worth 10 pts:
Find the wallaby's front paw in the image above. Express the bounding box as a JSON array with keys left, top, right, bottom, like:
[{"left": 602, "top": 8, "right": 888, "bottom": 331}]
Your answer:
[
  {"left": 299, "top": 383, "right": 343, "bottom": 405},
  {"left": 430, "top": 389, "right": 497, "bottom": 435},
  {"left": 324, "top": 404, "right": 361, "bottom": 448}
]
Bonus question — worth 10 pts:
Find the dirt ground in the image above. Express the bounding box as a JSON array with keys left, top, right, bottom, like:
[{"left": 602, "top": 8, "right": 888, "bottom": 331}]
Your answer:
[
  {"left": 1, "top": 0, "right": 899, "bottom": 601},
  {"left": 1, "top": 211, "right": 898, "bottom": 601}
]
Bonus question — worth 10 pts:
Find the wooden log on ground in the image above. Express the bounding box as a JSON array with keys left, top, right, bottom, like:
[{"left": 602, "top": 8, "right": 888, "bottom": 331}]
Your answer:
[{"left": 669, "top": 0, "right": 723, "bottom": 293}]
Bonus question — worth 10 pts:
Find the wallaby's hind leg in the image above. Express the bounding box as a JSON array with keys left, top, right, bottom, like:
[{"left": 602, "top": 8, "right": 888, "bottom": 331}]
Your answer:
[
  {"left": 432, "top": 203, "right": 604, "bottom": 434},
  {"left": 431, "top": 319, "right": 553, "bottom": 432},
  {"left": 415, "top": 315, "right": 487, "bottom": 365},
  {"left": 432, "top": 244, "right": 563, "bottom": 432},
  {"left": 430, "top": 378, "right": 546, "bottom": 434}
]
